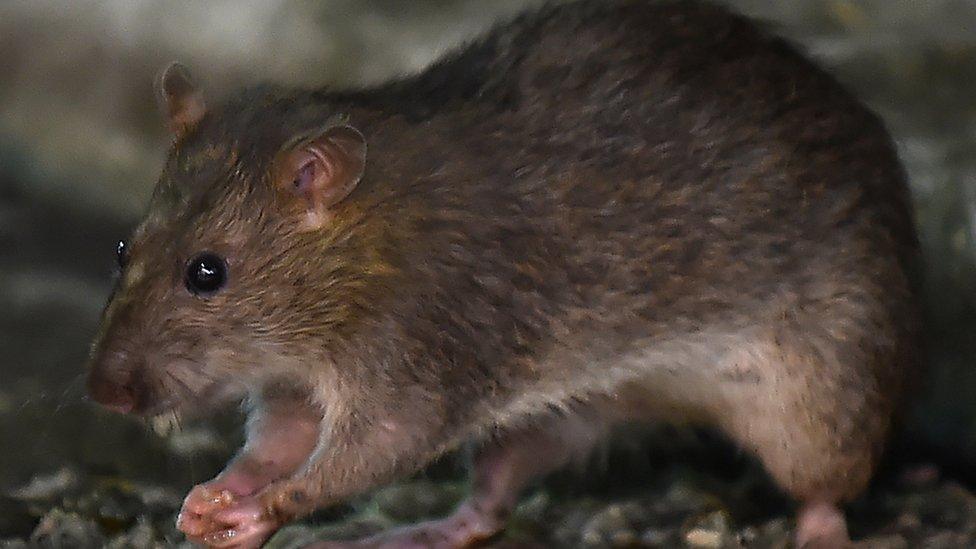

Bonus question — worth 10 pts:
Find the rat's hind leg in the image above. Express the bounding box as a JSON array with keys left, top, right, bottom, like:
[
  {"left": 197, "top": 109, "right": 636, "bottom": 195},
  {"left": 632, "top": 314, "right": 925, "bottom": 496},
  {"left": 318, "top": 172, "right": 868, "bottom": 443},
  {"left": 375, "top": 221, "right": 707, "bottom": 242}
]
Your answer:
[
  {"left": 719, "top": 325, "right": 901, "bottom": 549},
  {"left": 310, "top": 411, "right": 606, "bottom": 549}
]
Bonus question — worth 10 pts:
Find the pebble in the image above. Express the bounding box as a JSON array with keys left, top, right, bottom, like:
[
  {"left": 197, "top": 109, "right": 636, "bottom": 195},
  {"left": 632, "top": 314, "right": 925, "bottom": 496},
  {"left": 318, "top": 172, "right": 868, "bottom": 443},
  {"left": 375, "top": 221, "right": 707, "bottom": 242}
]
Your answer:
[
  {"left": 29, "top": 509, "right": 104, "bottom": 548},
  {"left": 579, "top": 503, "right": 638, "bottom": 547},
  {"left": 9, "top": 468, "right": 80, "bottom": 502},
  {"left": 683, "top": 510, "right": 731, "bottom": 548},
  {"left": 105, "top": 517, "right": 157, "bottom": 549},
  {"left": 639, "top": 527, "right": 671, "bottom": 546}
]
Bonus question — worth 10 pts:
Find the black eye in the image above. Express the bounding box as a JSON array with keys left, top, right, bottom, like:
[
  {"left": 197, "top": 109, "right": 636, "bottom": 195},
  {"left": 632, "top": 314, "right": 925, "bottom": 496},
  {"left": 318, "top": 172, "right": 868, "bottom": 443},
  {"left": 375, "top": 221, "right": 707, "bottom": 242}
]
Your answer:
[
  {"left": 116, "top": 240, "right": 129, "bottom": 269},
  {"left": 185, "top": 252, "right": 227, "bottom": 296}
]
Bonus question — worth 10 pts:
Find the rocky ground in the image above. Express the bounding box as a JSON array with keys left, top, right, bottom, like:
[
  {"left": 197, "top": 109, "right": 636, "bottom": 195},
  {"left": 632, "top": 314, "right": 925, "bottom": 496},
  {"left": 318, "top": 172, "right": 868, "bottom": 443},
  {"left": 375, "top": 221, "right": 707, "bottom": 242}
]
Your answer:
[
  {"left": 3, "top": 0, "right": 976, "bottom": 548},
  {"left": 2, "top": 449, "right": 975, "bottom": 548}
]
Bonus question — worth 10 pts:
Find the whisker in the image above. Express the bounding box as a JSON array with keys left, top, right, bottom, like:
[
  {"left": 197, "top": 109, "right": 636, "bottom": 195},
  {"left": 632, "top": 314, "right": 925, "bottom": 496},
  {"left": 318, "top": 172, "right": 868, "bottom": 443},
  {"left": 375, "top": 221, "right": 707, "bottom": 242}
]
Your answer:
[{"left": 165, "top": 370, "right": 196, "bottom": 400}]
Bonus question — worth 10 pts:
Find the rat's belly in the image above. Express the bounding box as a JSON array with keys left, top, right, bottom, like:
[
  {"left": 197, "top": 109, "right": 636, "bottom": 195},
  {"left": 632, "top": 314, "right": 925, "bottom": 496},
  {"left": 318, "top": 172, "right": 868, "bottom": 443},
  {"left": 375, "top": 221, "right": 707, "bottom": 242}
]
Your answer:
[{"left": 485, "top": 324, "right": 772, "bottom": 429}]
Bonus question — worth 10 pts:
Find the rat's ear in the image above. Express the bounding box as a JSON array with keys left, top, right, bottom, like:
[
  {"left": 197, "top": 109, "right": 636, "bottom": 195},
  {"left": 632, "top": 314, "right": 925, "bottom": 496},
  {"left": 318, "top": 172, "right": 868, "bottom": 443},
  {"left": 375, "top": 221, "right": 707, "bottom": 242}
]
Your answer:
[
  {"left": 156, "top": 62, "right": 206, "bottom": 138},
  {"left": 274, "top": 124, "right": 367, "bottom": 230}
]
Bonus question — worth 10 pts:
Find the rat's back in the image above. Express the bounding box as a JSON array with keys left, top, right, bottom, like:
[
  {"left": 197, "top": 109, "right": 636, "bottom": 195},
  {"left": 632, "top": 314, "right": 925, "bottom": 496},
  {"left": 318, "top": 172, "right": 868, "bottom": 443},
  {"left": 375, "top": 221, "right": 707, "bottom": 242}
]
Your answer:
[
  {"left": 378, "top": 0, "right": 919, "bottom": 379},
  {"left": 382, "top": 0, "right": 918, "bottom": 299},
  {"left": 376, "top": 0, "right": 919, "bottom": 517}
]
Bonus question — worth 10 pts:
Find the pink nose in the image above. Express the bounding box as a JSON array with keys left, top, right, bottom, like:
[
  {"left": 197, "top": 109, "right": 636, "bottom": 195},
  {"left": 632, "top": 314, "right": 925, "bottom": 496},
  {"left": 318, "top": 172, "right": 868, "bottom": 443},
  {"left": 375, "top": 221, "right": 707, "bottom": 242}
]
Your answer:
[{"left": 87, "top": 372, "right": 136, "bottom": 414}]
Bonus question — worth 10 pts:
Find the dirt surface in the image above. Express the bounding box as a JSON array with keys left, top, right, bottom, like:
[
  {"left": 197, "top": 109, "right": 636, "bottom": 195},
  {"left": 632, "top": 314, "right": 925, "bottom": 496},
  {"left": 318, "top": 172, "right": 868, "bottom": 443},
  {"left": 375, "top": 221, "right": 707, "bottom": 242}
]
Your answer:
[{"left": 2, "top": 453, "right": 974, "bottom": 548}]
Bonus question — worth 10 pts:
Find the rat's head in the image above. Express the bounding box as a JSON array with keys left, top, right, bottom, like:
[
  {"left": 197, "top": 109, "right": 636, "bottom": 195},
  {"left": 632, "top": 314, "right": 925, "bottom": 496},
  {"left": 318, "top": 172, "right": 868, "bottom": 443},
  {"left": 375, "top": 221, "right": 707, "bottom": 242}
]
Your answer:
[{"left": 87, "top": 63, "right": 375, "bottom": 417}]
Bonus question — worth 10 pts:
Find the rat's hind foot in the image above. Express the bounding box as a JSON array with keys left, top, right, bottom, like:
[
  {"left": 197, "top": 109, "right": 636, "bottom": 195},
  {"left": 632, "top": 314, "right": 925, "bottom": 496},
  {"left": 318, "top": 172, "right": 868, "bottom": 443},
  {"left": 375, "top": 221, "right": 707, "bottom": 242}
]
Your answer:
[
  {"left": 311, "top": 412, "right": 605, "bottom": 549},
  {"left": 796, "top": 501, "right": 852, "bottom": 549},
  {"left": 309, "top": 502, "right": 503, "bottom": 549}
]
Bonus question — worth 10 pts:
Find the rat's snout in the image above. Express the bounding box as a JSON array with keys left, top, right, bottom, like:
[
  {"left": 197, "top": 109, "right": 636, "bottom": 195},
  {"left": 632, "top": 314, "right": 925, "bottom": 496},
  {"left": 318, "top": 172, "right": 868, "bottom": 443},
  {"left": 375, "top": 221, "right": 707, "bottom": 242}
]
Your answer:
[
  {"left": 87, "top": 346, "right": 141, "bottom": 415},
  {"left": 87, "top": 369, "right": 136, "bottom": 414}
]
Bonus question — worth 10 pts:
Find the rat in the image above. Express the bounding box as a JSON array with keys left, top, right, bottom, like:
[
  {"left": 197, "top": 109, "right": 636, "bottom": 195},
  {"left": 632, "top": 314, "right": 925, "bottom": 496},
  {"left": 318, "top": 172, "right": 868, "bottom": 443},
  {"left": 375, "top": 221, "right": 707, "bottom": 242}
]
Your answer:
[{"left": 86, "top": 1, "right": 920, "bottom": 547}]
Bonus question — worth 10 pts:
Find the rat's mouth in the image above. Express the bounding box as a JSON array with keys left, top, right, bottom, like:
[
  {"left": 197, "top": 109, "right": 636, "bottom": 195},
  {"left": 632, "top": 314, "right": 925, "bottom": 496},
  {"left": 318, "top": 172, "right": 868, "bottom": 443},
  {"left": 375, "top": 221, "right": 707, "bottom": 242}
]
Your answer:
[
  {"left": 137, "top": 370, "right": 248, "bottom": 437},
  {"left": 88, "top": 353, "right": 249, "bottom": 435}
]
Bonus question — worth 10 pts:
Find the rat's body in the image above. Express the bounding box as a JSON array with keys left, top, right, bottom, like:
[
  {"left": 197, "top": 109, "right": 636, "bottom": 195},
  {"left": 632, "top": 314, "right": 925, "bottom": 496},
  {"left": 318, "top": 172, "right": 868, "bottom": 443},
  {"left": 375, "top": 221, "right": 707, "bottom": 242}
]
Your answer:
[{"left": 87, "top": 1, "right": 919, "bottom": 547}]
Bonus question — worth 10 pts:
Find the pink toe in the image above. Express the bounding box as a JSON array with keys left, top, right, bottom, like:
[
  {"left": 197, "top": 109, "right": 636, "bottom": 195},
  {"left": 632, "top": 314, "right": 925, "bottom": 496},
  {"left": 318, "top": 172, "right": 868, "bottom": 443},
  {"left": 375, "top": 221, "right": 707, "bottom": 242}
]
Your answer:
[
  {"left": 203, "top": 528, "right": 243, "bottom": 547},
  {"left": 204, "top": 522, "right": 276, "bottom": 549},
  {"left": 176, "top": 512, "right": 214, "bottom": 537},
  {"left": 214, "top": 503, "right": 265, "bottom": 524},
  {"left": 183, "top": 487, "right": 235, "bottom": 514}
]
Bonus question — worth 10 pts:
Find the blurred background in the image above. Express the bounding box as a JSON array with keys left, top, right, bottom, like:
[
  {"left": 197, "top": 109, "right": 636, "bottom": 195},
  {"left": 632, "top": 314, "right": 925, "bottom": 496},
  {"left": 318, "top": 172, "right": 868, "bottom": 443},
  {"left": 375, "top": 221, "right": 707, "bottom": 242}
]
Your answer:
[{"left": 2, "top": 0, "right": 976, "bottom": 547}]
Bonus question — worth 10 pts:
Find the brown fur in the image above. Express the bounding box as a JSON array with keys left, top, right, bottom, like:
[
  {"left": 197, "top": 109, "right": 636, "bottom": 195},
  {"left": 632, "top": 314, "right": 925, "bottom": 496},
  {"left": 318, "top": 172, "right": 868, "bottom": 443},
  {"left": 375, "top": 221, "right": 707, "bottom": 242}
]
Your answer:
[{"left": 88, "top": 0, "right": 920, "bottom": 544}]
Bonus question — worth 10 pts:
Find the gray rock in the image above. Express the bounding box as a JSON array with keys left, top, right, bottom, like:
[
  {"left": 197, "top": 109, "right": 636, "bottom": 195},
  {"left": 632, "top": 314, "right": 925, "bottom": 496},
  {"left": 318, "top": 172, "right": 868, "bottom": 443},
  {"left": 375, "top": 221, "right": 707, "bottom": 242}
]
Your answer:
[
  {"left": 372, "top": 481, "right": 464, "bottom": 523},
  {"left": 29, "top": 509, "right": 104, "bottom": 549},
  {"left": 8, "top": 468, "right": 81, "bottom": 503},
  {"left": 105, "top": 517, "right": 159, "bottom": 549}
]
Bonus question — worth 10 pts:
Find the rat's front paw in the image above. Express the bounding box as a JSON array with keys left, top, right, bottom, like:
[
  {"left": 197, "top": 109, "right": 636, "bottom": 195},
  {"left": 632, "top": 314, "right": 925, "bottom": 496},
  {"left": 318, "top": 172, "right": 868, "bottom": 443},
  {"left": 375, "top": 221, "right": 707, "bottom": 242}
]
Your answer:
[
  {"left": 178, "top": 486, "right": 280, "bottom": 548},
  {"left": 177, "top": 484, "right": 234, "bottom": 540}
]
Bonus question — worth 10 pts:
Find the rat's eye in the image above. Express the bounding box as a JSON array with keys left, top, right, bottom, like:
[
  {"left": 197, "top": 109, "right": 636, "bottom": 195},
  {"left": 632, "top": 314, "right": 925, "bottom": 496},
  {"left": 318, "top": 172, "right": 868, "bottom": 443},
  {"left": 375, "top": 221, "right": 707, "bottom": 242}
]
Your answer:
[
  {"left": 185, "top": 252, "right": 227, "bottom": 296},
  {"left": 116, "top": 239, "right": 129, "bottom": 269}
]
